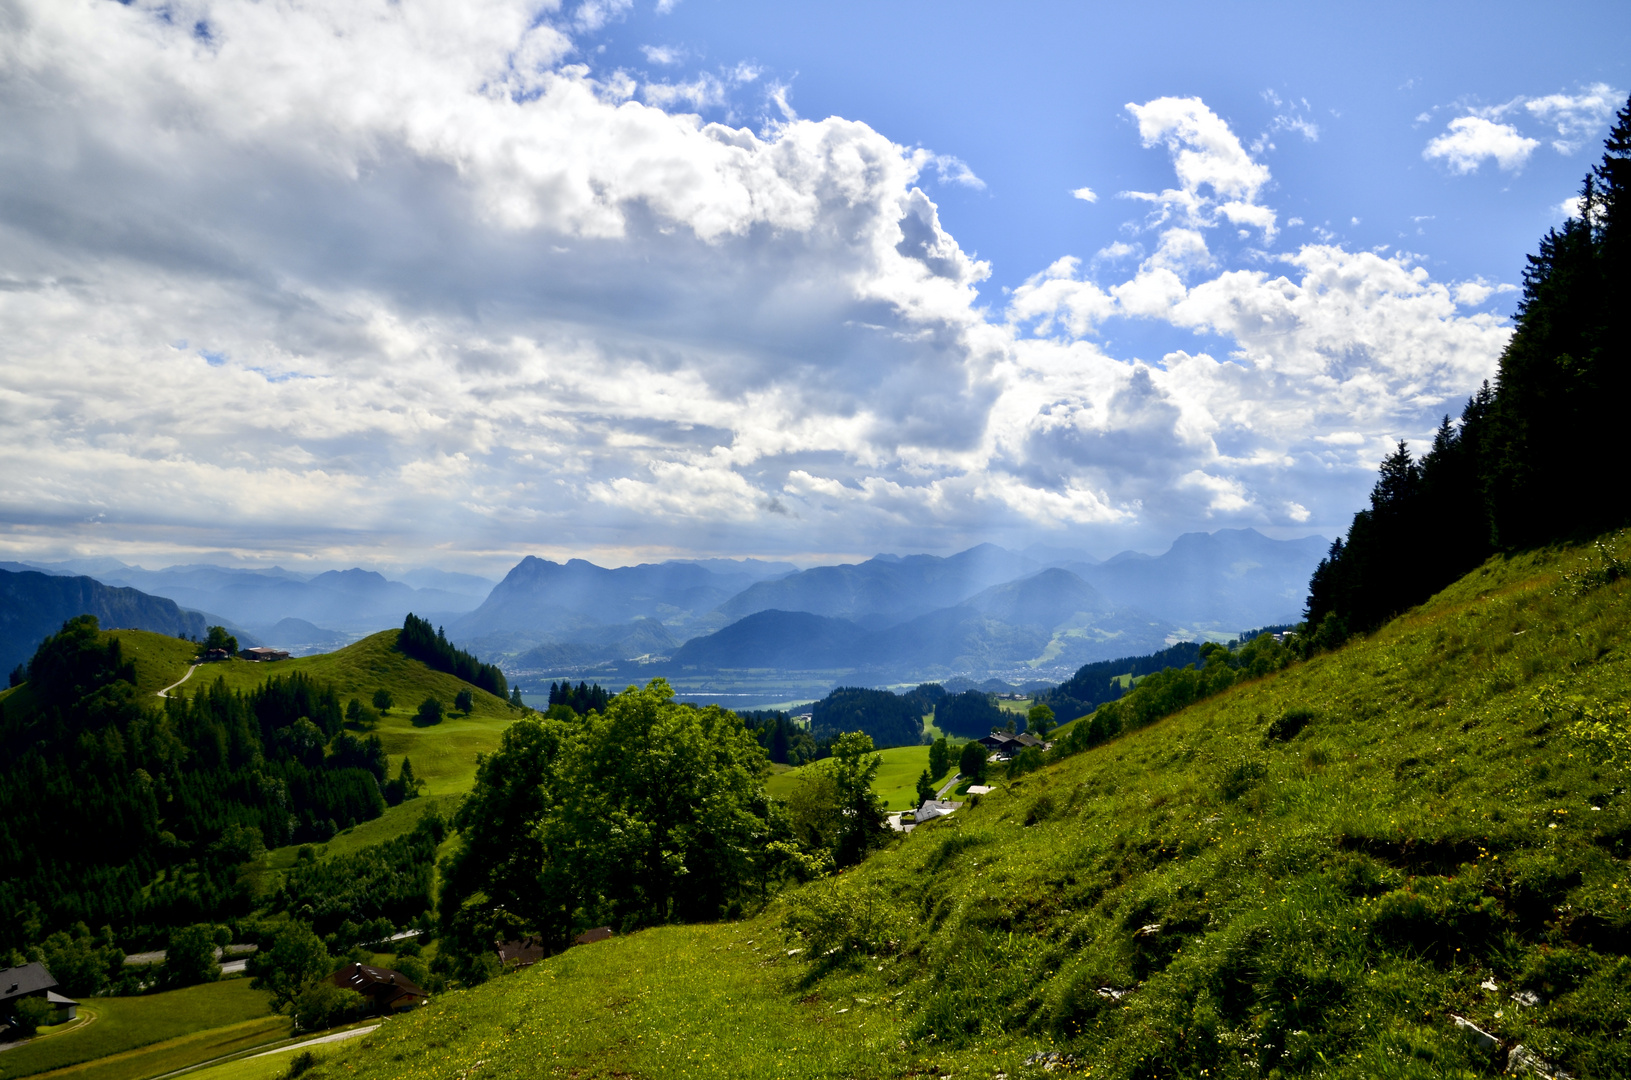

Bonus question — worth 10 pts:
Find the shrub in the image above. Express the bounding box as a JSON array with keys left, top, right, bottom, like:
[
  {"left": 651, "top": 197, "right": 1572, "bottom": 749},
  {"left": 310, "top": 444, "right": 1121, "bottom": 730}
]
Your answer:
[
  {"left": 782, "top": 876, "right": 906, "bottom": 962},
  {"left": 10, "top": 994, "right": 55, "bottom": 1035},
  {"left": 1265, "top": 707, "right": 1315, "bottom": 742},
  {"left": 1219, "top": 759, "right": 1267, "bottom": 802},
  {"left": 291, "top": 983, "right": 371, "bottom": 1031}
]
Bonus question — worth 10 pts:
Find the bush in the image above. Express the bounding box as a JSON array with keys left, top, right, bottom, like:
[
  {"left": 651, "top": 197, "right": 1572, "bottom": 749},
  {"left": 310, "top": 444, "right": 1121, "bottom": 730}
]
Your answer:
[
  {"left": 1265, "top": 707, "right": 1316, "bottom": 742},
  {"left": 162, "top": 923, "right": 227, "bottom": 988},
  {"left": 782, "top": 876, "right": 906, "bottom": 962},
  {"left": 291, "top": 983, "right": 371, "bottom": 1031},
  {"left": 10, "top": 994, "right": 55, "bottom": 1035},
  {"left": 415, "top": 697, "right": 444, "bottom": 725}
]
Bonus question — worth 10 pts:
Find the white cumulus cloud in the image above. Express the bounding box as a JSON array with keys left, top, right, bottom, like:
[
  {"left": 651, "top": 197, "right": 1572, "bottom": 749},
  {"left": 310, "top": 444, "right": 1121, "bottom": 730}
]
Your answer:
[
  {"left": 1423, "top": 116, "right": 1539, "bottom": 173},
  {"left": 0, "top": 3, "right": 1513, "bottom": 568},
  {"left": 1523, "top": 83, "right": 1624, "bottom": 154}
]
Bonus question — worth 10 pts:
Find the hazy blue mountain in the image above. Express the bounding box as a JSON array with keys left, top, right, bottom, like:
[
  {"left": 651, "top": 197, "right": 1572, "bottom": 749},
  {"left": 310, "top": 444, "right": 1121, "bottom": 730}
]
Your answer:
[
  {"left": 669, "top": 610, "right": 863, "bottom": 670},
  {"left": 657, "top": 583, "right": 1175, "bottom": 683},
  {"left": 716, "top": 543, "right": 1038, "bottom": 625},
  {"left": 393, "top": 567, "right": 496, "bottom": 599},
  {"left": 452, "top": 556, "right": 770, "bottom": 654},
  {"left": 1072, "top": 528, "right": 1328, "bottom": 630},
  {"left": 253, "top": 617, "right": 350, "bottom": 655},
  {"left": 84, "top": 564, "right": 478, "bottom": 632},
  {"left": 962, "top": 567, "right": 1115, "bottom": 626},
  {"left": 0, "top": 569, "right": 207, "bottom": 675}
]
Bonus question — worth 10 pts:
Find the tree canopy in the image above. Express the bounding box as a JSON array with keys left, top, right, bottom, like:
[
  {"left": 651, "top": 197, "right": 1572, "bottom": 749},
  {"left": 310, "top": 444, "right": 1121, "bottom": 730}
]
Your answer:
[{"left": 438, "top": 679, "right": 773, "bottom": 969}]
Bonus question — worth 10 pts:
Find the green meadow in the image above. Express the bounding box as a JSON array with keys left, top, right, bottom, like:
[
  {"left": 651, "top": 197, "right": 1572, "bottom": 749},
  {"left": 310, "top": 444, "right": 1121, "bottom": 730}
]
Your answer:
[
  {"left": 0, "top": 980, "right": 283, "bottom": 1080},
  {"left": 151, "top": 629, "right": 521, "bottom": 795},
  {"left": 277, "top": 534, "right": 1631, "bottom": 1079},
  {"left": 766, "top": 741, "right": 967, "bottom": 811}
]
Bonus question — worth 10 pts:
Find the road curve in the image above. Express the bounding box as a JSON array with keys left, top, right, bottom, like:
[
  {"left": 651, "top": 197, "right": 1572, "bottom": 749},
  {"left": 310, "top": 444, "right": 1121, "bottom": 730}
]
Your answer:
[{"left": 156, "top": 664, "right": 201, "bottom": 699}]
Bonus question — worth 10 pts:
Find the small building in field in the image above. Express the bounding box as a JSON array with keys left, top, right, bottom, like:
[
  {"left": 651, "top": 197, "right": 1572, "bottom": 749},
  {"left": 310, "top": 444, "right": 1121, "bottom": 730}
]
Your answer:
[
  {"left": 328, "top": 962, "right": 426, "bottom": 1012},
  {"left": 573, "top": 926, "right": 614, "bottom": 946},
  {"left": 0, "top": 963, "right": 77, "bottom": 1025},
  {"left": 915, "top": 799, "right": 959, "bottom": 823},
  {"left": 203, "top": 648, "right": 232, "bottom": 662},
  {"left": 240, "top": 647, "right": 290, "bottom": 662}
]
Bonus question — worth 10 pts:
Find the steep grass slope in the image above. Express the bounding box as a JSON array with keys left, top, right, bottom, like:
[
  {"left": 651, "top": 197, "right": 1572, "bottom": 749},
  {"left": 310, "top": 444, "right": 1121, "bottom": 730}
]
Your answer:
[{"left": 251, "top": 537, "right": 1631, "bottom": 1080}]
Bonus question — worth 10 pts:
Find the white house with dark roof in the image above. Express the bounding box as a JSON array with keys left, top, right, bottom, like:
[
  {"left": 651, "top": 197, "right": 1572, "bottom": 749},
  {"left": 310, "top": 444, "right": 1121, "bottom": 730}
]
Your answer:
[{"left": 1, "top": 963, "right": 77, "bottom": 1026}]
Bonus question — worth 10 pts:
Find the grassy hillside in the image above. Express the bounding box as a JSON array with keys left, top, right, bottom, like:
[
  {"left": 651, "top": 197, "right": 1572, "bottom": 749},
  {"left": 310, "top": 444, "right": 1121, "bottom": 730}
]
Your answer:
[
  {"left": 7, "top": 626, "right": 520, "bottom": 796},
  {"left": 168, "top": 630, "right": 520, "bottom": 794},
  {"left": 283, "top": 534, "right": 1630, "bottom": 1079}
]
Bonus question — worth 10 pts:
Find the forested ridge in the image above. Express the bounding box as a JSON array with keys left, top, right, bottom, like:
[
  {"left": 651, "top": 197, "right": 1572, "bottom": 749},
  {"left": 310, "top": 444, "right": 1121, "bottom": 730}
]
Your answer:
[
  {"left": 399, "top": 612, "right": 508, "bottom": 698},
  {"left": 0, "top": 616, "right": 390, "bottom": 951},
  {"left": 1307, "top": 96, "right": 1631, "bottom": 639}
]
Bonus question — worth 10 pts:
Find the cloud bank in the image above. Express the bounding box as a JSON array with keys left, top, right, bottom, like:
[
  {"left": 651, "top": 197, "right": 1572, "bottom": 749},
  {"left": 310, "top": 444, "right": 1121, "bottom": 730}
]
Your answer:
[{"left": 0, "top": 1, "right": 1516, "bottom": 569}]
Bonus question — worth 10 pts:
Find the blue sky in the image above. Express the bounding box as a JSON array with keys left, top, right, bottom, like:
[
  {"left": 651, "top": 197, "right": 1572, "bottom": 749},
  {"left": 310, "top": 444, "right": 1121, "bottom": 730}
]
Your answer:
[
  {"left": 0, "top": 0, "right": 1625, "bottom": 573},
  {"left": 600, "top": 0, "right": 1623, "bottom": 298}
]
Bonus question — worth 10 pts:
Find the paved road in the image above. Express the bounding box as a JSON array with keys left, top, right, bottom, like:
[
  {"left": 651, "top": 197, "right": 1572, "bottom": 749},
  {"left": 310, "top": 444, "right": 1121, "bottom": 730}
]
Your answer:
[
  {"left": 156, "top": 664, "right": 201, "bottom": 699},
  {"left": 250, "top": 1024, "right": 379, "bottom": 1058},
  {"left": 124, "top": 945, "right": 258, "bottom": 968}
]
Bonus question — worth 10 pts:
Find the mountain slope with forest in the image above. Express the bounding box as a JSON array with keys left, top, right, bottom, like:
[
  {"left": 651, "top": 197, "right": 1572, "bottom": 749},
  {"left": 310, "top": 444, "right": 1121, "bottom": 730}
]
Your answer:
[{"left": 0, "top": 568, "right": 208, "bottom": 677}]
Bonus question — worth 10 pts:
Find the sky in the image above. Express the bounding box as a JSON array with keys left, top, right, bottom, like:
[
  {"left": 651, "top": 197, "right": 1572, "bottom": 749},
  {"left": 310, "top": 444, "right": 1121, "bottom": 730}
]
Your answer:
[{"left": 0, "top": 0, "right": 1626, "bottom": 574}]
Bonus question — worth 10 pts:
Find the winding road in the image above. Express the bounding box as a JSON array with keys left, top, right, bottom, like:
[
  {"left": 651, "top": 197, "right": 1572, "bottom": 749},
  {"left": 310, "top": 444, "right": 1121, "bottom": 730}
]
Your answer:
[{"left": 156, "top": 664, "right": 201, "bottom": 699}]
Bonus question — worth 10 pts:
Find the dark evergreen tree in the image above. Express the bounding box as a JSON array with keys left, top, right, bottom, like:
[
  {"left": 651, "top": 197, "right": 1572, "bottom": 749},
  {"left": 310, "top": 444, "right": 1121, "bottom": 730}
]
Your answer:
[{"left": 1305, "top": 95, "right": 1631, "bottom": 638}]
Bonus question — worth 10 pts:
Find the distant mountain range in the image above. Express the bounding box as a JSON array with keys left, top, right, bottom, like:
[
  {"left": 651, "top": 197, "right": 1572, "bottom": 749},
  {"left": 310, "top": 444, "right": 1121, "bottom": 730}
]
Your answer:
[
  {"left": 4, "top": 559, "right": 499, "bottom": 648},
  {"left": 2, "top": 528, "right": 1326, "bottom": 691},
  {"left": 489, "top": 528, "right": 1326, "bottom": 688},
  {"left": 450, "top": 556, "right": 798, "bottom": 657},
  {"left": 0, "top": 569, "right": 208, "bottom": 676}
]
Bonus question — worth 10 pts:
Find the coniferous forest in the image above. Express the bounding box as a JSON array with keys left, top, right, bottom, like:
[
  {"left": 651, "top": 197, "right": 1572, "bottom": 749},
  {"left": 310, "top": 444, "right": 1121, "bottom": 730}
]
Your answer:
[
  {"left": 1306, "top": 98, "right": 1631, "bottom": 640},
  {"left": 0, "top": 616, "right": 389, "bottom": 951},
  {"left": 398, "top": 613, "right": 508, "bottom": 698}
]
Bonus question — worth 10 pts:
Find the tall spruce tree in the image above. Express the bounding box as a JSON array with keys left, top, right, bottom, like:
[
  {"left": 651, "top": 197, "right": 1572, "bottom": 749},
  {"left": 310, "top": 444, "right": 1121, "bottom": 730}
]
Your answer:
[{"left": 1305, "top": 94, "right": 1631, "bottom": 639}]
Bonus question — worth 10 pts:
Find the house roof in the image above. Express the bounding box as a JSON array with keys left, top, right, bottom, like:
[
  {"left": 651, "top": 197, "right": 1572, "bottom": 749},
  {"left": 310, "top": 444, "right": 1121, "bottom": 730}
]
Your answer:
[
  {"left": 573, "top": 926, "right": 613, "bottom": 946},
  {"left": 46, "top": 991, "right": 78, "bottom": 1006},
  {"left": 1013, "top": 733, "right": 1045, "bottom": 747},
  {"left": 0, "top": 963, "right": 58, "bottom": 1004},
  {"left": 329, "top": 962, "right": 426, "bottom": 1005},
  {"left": 496, "top": 936, "right": 548, "bottom": 967}
]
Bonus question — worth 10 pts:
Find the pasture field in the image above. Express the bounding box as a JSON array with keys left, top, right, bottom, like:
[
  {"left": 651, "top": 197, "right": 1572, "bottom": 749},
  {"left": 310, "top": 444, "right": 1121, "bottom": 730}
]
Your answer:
[
  {"left": 765, "top": 742, "right": 962, "bottom": 811},
  {"left": 0, "top": 980, "right": 280, "bottom": 1080},
  {"left": 156, "top": 630, "right": 520, "bottom": 795}
]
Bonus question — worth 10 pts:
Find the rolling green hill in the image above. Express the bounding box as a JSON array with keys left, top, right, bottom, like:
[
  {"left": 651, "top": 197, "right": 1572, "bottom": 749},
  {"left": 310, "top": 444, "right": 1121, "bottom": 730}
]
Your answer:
[
  {"left": 278, "top": 533, "right": 1631, "bottom": 1080},
  {"left": 165, "top": 629, "right": 520, "bottom": 794}
]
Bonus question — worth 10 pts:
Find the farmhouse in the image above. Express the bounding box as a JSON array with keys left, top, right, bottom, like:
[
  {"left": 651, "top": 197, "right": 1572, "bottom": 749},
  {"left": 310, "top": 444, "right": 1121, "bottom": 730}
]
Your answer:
[
  {"left": 0, "top": 963, "right": 77, "bottom": 1025},
  {"left": 240, "top": 647, "right": 290, "bottom": 662},
  {"left": 977, "top": 731, "right": 1046, "bottom": 759},
  {"left": 328, "top": 962, "right": 426, "bottom": 1012}
]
